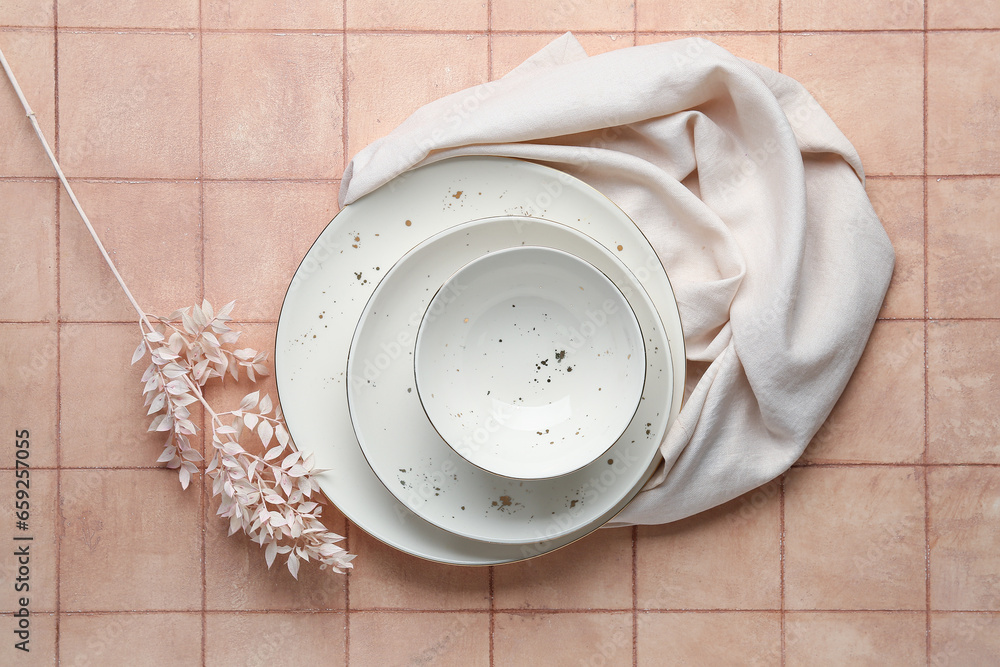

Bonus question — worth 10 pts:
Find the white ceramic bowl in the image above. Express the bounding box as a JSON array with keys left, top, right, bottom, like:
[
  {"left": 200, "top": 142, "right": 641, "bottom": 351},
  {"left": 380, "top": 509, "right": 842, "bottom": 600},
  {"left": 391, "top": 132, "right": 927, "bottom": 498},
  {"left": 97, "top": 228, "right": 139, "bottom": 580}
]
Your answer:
[{"left": 413, "top": 245, "right": 646, "bottom": 480}]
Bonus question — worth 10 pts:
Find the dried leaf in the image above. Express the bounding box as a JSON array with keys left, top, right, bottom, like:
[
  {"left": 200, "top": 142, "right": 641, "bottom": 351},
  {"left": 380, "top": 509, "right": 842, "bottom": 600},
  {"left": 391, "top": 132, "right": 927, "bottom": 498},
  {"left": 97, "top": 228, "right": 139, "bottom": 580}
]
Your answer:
[
  {"left": 265, "top": 540, "right": 278, "bottom": 568},
  {"left": 217, "top": 300, "right": 236, "bottom": 320},
  {"left": 131, "top": 340, "right": 146, "bottom": 365},
  {"left": 239, "top": 391, "right": 260, "bottom": 411},
  {"left": 147, "top": 392, "right": 166, "bottom": 415},
  {"left": 257, "top": 420, "right": 274, "bottom": 448}
]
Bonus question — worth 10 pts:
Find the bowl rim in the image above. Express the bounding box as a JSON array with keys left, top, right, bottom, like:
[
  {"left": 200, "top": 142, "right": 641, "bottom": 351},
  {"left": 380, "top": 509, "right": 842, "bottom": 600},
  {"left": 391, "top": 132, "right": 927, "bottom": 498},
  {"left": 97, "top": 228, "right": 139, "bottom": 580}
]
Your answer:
[{"left": 412, "top": 243, "right": 648, "bottom": 481}]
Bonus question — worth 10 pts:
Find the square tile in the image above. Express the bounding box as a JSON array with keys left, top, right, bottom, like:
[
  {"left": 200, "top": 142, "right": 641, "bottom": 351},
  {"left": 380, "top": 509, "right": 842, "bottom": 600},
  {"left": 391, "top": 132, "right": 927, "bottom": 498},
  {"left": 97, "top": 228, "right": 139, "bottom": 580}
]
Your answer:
[
  {"left": 0, "top": 471, "right": 57, "bottom": 612},
  {"left": 785, "top": 612, "right": 926, "bottom": 665},
  {"left": 928, "top": 0, "right": 1000, "bottom": 29},
  {"left": 637, "top": 483, "right": 781, "bottom": 609},
  {"left": 206, "top": 613, "right": 345, "bottom": 666},
  {"left": 493, "top": 0, "right": 633, "bottom": 31},
  {"left": 203, "top": 0, "right": 343, "bottom": 30},
  {"left": 496, "top": 612, "right": 632, "bottom": 667},
  {"left": 58, "top": 32, "right": 199, "bottom": 178},
  {"left": 0, "top": 30, "right": 55, "bottom": 177},
  {"left": 350, "top": 612, "right": 489, "bottom": 666},
  {"left": 491, "top": 33, "right": 634, "bottom": 80},
  {"left": 929, "top": 467, "right": 1000, "bottom": 610},
  {"left": 801, "top": 321, "right": 924, "bottom": 464},
  {"left": 866, "top": 178, "right": 924, "bottom": 318},
  {"left": 61, "top": 613, "right": 201, "bottom": 664},
  {"left": 2, "top": 612, "right": 55, "bottom": 665},
  {"left": 347, "top": 0, "right": 486, "bottom": 30},
  {"left": 345, "top": 34, "right": 488, "bottom": 158},
  {"left": 0, "top": 324, "right": 58, "bottom": 467},
  {"left": 202, "top": 33, "right": 343, "bottom": 179},
  {"left": 61, "top": 323, "right": 204, "bottom": 467},
  {"left": 928, "top": 33, "right": 1000, "bottom": 175},
  {"left": 637, "top": 612, "right": 781, "bottom": 666},
  {"left": 637, "top": 0, "right": 777, "bottom": 30},
  {"left": 928, "top": 178, "right": 1000, "bottom": 319},
  {"left": 57, "top": 0, "right": 199, "bottom": 29},
  {"left": 204, "top": 182, "right": 340, "bottom": 321},
  {"left": 59, "top": 181, "right": 202, "bottom": 322},
  {"left": 60, "top": 469, "right": 202, "bottom": 611},
  {"left": 493, "top": 526, "right": 632, "bottom": 610},
  {"left": 636, "top": 33, "right": 779, "bottom": 71},
  {"left": 931, "top": 612, "right": 1000, "bottom": 664},
  {"left": 0, "top": 181, "right": 57, "bottom": 321},
  {"left": 204, "top": 475, "right": 348, "bottom": 610},
  {"left": 784, "top": 467, "right": 925, "bottom": 610},
  {"left": 782, "top": 0, "right": 923, "bottom": 30},
  {"left": 348, "top": 528, "right": 489, "bottom": 610},
  {"left": 2, "top": 2, "right": 53, "bottom": 26},
  {"left": 781, "top": 34, "right": 924, "bottom": 176},
  {"left": 928, "top": 321, "right": 1000, "bottom": 463}
]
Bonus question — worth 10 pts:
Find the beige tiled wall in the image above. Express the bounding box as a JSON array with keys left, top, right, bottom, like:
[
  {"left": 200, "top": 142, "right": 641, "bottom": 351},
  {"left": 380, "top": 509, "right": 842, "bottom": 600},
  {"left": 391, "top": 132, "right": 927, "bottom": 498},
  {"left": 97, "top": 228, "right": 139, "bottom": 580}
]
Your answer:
[{"left": 1, "top": 0, "right": 998, "bottom": 664}]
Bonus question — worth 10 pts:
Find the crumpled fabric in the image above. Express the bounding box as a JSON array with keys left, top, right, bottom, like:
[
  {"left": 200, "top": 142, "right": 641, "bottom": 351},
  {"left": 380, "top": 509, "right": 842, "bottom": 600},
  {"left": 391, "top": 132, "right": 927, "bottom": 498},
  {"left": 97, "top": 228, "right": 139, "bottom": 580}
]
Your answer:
[{"left": 339, "top": 33, "right": 894, "bottom": 525}]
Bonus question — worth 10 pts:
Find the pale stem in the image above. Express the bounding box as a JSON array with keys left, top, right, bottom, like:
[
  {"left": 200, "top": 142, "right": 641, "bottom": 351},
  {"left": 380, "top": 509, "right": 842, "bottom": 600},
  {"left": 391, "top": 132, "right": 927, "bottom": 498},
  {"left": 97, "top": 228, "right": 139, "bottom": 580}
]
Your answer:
[{"left": 0, "top": 45, "right": 153, "bottom": 332}]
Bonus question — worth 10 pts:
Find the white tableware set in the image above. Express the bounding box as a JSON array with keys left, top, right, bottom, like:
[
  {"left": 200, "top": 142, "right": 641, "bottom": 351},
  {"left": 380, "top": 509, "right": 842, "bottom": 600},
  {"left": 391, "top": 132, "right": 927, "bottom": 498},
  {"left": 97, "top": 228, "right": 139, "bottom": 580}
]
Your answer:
[{"left": 275, "top": 156, "right": 685, "bottom": 564}]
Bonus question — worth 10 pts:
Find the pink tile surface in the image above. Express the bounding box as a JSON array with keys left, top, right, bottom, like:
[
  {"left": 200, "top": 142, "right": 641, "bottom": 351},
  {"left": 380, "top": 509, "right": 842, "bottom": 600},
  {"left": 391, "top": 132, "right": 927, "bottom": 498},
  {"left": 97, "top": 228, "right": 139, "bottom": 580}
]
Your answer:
[{"left": 0, "top": 1, "right": 996, "bottom": 663}]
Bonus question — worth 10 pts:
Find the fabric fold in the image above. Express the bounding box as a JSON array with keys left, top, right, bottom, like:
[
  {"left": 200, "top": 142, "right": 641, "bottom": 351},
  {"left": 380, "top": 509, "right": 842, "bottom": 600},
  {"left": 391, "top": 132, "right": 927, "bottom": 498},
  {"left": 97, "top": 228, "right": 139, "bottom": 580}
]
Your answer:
[{"left": 339, "top": 34, "right": 894, "bottom": 525}]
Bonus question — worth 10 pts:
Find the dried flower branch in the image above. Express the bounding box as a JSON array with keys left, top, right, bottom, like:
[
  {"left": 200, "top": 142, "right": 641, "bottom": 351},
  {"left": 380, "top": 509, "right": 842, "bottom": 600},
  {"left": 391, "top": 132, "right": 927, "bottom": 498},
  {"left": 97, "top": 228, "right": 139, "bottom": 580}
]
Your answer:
[
  {"left": 1, "top": 45, "right": 354, "bottom": 577},
  {"left": 133, "top": 300, "right": 355, "bottom": 577}
]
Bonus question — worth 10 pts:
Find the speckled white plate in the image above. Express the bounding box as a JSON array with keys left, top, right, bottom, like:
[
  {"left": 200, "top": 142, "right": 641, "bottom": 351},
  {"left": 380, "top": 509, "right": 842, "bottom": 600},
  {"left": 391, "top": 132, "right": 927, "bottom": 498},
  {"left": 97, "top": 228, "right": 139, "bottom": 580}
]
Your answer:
[
  {"left": 275, "top": 156, "right": 685, "bottom": 564},
  {"left": 347, "top": 216, "right": 669, "bottom": 544}
]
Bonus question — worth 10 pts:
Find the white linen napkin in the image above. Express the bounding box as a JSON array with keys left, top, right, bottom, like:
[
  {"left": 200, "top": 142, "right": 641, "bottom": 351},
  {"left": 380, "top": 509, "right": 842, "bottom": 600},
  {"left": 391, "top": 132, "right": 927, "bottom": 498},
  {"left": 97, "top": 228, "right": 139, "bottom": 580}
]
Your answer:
[{"left": 339, "top": 34, "right": 894, "bottom": 525}]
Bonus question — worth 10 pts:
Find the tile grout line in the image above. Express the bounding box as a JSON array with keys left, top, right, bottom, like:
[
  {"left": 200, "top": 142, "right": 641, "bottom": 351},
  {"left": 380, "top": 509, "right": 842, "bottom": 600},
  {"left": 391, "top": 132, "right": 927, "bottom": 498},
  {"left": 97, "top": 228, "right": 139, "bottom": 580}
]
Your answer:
[
  {"left": 198, "top": 1, "right": 207, "bottom": 664},
  {"left": 777, "top": 0, "right": 783, "bottom": 72},
  {"left": 922, "top": 1, "right": 932, "bottom": 662},
  {"left": 632, "top": 525, "right": 638, "bottom": 667},
  {"left": 487, "top": 0, "right": 493, "bottom": 80},
  {"left": 37, "top": 607, "right": 952, "bottom": 615},
  {"left": 344, "top": 521, "right": 351, "bottom": 667},
  {"left": 6, "top": 26, "right": 1000, "bottom": 35},
  {"left": 488, "top": 566, "right": 495, "bottom": 667},
  {"left": 341, "top": 3, "right": 349, "bottom": 175},
  {"left": 52, "top": 0, "right": 62, "bottom": 662},
  {"left": 633, "top": 0, "right": 638, "bottom": 45},
  {"left": 779, "top": 475, "right": 786, "bottom": 665}
]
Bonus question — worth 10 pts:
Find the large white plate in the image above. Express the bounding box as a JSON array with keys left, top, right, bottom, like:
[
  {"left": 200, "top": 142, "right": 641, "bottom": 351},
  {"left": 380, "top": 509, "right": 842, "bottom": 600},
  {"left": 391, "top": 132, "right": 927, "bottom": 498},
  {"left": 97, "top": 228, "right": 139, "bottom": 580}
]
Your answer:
[
  {"left": 276, "top": 156, "right": 685, "bottom": 565},
  {"left": 347, "top": 216, "right": 672, "bottom": 544}
]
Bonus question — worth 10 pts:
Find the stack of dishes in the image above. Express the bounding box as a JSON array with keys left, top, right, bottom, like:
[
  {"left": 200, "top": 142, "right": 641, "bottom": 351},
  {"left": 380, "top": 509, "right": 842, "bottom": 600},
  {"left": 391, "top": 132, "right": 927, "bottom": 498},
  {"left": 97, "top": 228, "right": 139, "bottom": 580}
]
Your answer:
[{"left": 275, "top": 156, "right": 685, "bottom": 565}]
